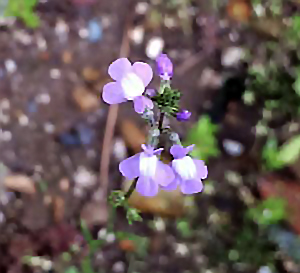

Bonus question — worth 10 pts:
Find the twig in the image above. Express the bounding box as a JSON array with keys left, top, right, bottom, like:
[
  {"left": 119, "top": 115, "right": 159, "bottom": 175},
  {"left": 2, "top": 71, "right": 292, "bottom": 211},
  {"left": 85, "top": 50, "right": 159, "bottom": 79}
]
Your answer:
[{"left": 99, "top": 0, "right": 132, "bottom": 198}]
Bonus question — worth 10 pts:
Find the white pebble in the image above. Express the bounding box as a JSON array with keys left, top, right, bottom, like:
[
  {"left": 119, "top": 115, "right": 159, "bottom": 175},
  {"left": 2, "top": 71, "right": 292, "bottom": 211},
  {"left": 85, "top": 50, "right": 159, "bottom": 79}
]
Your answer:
[
  {"left": 18, "top": 114, "right": 29, "bottom": 126},
  {"left": 73, "top": 186, "right": 83, "bottom": 197},
  {"left": 112, "top": 261, "right": 125, "bottom": 273},
  {"left": 223, "top": 139, "right": 244, "bottom": 156},
  {"left": 41, "top": 260, "right": 53, "bottom": 271},
  {"left": 44, "top": 122, "right": 55, "bottom": 134},
  {"left": 254, "top": 4, "right": 265, "bottom": 16},
  {"left": 0, "top": 114, "right": 9, "bottom": 124},
  {"left": 257, "top": 266, "right": 273, "bottom": 273},
  {"left": 221, "top": 47, "right": 245, "bottom": 67},
  {"left": 36, "top": 93, "right": 51, "bottom": 104},
  {"left": 135, "top": 2, "right": 149, "bottom": 14},
  {"left": 174, "top": 243, "right": 189, "bottom": 256},
  {"left": 164, "top": 16, "right": 177, "bottom": 28},
  {"left": 112, "top": 138, "right": 127, "bottom": 161},
  {"left": 5, "top": 59, "right": 17, "bottom": 74},
  {"left": 36, "top": 35, "right": 47, "bottom": 50},
  {"left": 13, "top": 30, "right": 32, "bottom": 45},
  {"left": 1, "top": 131, "right": 12, "bottom": 141},
  {"left": 55, "top": 20, "right": 69, "bottom": 37},
  {"left": 73, "top": 167, "right": 96, "bottom": 188},
  {"left": 101, "top": 15, "right": 111, "bottom": 29},
  {"left": 98, "top": 228, "right": 107, "bottom": 239},
  {"left": 129, "top": 26, "right": 145, "bottom": 45},
  {"left": 146, "top": 37, "right": 164, "bottom": 60},
  {"left": 106, "top": 233, "right": 116, "bottom": 243},
  {"left": 0, "top": 211, "right": 5, "bottom": 223},
  {"left": 0, "top": 99, "right": 10, "bottom": 110},
  {"left": 30, "top": 256, "right": 42, "bottom": 267},
  {"left": 79, "top": 28, "right": 89, "bottom": 39},
  {"left": 50, "top": 68, "right": 61, "bottom": 79},
  {"left": 153, "top": 217, "right": 166, "bottom": 231}
]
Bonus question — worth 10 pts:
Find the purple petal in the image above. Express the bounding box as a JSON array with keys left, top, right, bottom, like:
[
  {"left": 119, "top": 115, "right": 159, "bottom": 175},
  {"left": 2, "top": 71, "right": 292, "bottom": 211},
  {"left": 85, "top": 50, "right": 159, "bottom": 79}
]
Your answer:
[
  {"left": 180, "top": 179, "right": 203, "bottom": 194},
  {"left": 170, "top": 145, "right": 188, "bottom": 159},
  {"left": 108, "top": 58, "right": 132, "bottom": 81},
  {"left": 136, "top": 176, "right": 159, "bottom": 197},
  {"left": 133, "top": 96, "right": 145, "bottom": 114},
  {"left": 186, "top": 144, "right": 195, "bottom": 153},
  {"left": 155, "top": 161, "right": 175, "bottom": 187},
  {"left": 193, "top": 159, "right": 208, "bottom": 179},
  {"left": 102, "top": 82, "right": 126, "bottom": 104},
  {"left": 119, "top": 154, "right": 140, "bottom": 179},
  {"left": 161, "top": 178, "right": 179, "bottom": 191},
  {"left": 132, "top": 62, "right": 153, "bottom": 87},
  {"left": 143, "top": 96, "right": 154, "bottom": 109}
]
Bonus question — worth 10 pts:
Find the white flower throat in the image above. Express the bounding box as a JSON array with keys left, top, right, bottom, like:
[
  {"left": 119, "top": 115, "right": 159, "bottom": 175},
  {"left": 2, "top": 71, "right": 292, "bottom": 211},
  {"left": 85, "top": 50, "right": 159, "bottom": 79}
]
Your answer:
[
  {"left": 139, "top": 153, "right": 157, "bottom": 177},
  {"left": 121, "top": 73, "right": 145, "bottom": 100},
  {"left": 172, "top": 156, "right": 196, "bottom": 180}
]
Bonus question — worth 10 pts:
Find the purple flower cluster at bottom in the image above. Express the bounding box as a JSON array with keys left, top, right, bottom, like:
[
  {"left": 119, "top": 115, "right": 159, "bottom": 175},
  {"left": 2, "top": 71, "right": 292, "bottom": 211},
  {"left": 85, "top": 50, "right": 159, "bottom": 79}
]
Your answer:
[{"left": 119, "top": 144, "right": 207, "bottom": 197}]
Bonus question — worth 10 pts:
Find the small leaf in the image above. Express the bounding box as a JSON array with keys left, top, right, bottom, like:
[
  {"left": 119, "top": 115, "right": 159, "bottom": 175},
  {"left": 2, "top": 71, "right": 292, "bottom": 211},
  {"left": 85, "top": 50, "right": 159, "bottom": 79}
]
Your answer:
[{"left": 277, "top": 135, "right": 300, "bottom": 165}]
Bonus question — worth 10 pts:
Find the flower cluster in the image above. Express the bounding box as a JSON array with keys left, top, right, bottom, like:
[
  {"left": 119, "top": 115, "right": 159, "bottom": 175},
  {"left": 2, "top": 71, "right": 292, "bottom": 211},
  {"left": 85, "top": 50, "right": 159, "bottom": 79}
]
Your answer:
[{"left": 102, "top": 54, "right": 208, "bottom": 197}]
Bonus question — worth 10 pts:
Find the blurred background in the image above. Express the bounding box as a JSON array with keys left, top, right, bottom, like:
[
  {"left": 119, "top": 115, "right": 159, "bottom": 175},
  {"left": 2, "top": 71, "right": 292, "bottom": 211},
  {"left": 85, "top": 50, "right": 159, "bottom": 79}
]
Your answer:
[{"left": 0, "top": 0, "right": 300, "bottom": 272}]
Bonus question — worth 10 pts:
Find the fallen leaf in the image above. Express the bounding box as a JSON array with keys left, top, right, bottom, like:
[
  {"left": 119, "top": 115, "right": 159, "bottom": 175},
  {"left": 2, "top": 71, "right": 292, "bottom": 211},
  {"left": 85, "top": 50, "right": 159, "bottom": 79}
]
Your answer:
[
  {"left": 82, "top": 67, "right": 101, "bottom": 82},
  {"left": 123, "top": 179, "right": 186, "bottom": 217},
  {"left": 120, "top": 120, "right": 146, "bottom": 153},
  {"left": 119, "top": 239, "right": 136, "bottom": 252},
  {"left": 62, "top": 51, "right": 73, "bottom": 64},
  {"left": 53, "top": 195, "right": 65, "bottom": 223},
  {"left": 4, "top": 175, "right": 36, "bottom": 194},
  {"left": 227, "top": 0, "right": 252, "bottom": 22},
  {"left": 73, "top": 86, "right": 100, "bottom": 112}
]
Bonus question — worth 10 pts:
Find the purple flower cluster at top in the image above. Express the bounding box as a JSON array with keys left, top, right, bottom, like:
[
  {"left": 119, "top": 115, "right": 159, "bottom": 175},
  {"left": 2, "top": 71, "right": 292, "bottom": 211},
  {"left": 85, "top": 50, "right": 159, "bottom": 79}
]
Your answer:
[
  {"left": 119, "top": 144, "right": 207, "bottom": 197},
  {"left": 102, "top": 54, "right": 208, "bottom": 197}
]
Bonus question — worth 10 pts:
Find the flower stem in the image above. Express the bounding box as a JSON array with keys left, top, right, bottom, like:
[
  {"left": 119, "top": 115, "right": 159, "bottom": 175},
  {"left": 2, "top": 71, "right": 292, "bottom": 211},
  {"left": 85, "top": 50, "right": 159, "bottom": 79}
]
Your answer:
[
  {"left": 158, "top": 112, "right": 165, "bottom": 132},
  {"left": 124, "top": 177, "right": 138, "bottom": 200}
]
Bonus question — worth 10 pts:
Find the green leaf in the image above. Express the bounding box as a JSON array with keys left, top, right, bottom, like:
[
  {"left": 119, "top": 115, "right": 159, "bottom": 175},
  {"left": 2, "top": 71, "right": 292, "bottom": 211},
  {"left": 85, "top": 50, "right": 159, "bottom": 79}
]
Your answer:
[
  {"left": 277, "top": 134, "right": 300, "bottom": 165},
  {"left": 185, "top": 115, "right": 219, "bottom": 161},
  {"left": 65, "top": 267, "right": 80, "bottom": 273}
]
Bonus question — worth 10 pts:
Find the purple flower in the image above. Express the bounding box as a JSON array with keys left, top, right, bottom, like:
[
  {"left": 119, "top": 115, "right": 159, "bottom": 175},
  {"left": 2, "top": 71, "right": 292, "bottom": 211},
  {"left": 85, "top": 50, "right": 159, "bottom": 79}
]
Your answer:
[
  {"left": 176, "top": 110, "right": 191, "bottom": 121},
  {"left": 162, "top": 145, "right": 208, "bottom": 194},
  {"left": 102, "top": 58, "right": 154, "bottom": 113},
  {"left": 119, "top": 144, "right": 175, "bottom": 197},
  {"left": 156, "top": 54, "right": 173, "bottom": 80}
]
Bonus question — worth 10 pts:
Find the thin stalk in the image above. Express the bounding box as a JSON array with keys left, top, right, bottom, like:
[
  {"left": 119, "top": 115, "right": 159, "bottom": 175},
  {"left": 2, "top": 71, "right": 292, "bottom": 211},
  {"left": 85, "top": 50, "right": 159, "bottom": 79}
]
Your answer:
[{"left": 124, "top": 177, "right": 138, "bottom": 200}]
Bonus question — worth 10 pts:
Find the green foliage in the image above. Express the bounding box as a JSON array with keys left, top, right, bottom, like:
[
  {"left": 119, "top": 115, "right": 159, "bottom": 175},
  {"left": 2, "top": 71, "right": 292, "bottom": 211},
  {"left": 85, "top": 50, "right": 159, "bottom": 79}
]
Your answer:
[
  {"left": 4, "top": 0, "right": 39, "bottom": 28},
  {"left": 186, "top": 115, "right": 220, "bottom": 161},
  {"left": 152, "top": 86, "right": 181, "bottom": 116},
  {"left": 80, "top": 220, "right": 104, "bottom": 254},
  {"left": 176, "top": 219, "right": 194, "bottom": 238},
  {"left": 247, "top": 198, "right": 287, "bottom": 226},
  {"left": 65, "top": 267, "right": 80, "bottom": 273},
  {"left": 109, "top": 190, "right": 143, "bottom": 225},
  {"left": 286, "top": 16, "right": 300, "bottom": 48},
  {"left": 263, "top": 135, "right": 300, "bottom": 170},
  {"left": 116, "top": 232, "right": 149, "bottom": 257}
]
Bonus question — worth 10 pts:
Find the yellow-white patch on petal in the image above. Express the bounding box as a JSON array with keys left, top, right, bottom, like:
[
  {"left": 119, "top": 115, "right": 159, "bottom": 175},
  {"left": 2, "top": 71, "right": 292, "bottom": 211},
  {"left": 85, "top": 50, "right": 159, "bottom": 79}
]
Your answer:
[
  {"left": 139, "top": 153, "right": 158, "bottom": 177},
  {"left": 121, "top": 73, "right": 145, "bottom": 100},
  {"left": 172, "top": 156, "right": 196, "bottom": 180}
]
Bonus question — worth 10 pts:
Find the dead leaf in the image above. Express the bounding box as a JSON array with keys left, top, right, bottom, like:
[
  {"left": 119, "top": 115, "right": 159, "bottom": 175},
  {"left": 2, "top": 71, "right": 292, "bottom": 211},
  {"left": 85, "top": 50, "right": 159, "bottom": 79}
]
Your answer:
[
  {"left": 4, "top": 175, "right": 36, "bottom": 194},
  {"left": 62, "top": 51, "right": 73, "bottom": 64},
  {"left": 120, "top": 120, "right": 146, "bottom": 153},
  {"left": 227, "top": 0, "right": 252, "bottom": 22},
  {"left": 73, "top": 86, "right": 100, "bottom": 112},
  {"left": 53, "top": 195, "right": 65, "bottom": 223},
  {"left": 82, "top": 67, "right": 101, "bottom": 82},
  {"left": 123, "top": 179, "right": 186, "bottom": 217}
]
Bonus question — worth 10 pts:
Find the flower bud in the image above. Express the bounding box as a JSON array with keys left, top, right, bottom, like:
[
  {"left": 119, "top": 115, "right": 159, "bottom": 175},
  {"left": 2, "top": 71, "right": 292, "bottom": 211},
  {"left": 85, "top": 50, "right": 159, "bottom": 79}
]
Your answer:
[
  {"left": 156, "top": 54, "right": 173, "bottom": 80},
  {"left": 176, "top": 110, "right": 191, "bottom": 122}
]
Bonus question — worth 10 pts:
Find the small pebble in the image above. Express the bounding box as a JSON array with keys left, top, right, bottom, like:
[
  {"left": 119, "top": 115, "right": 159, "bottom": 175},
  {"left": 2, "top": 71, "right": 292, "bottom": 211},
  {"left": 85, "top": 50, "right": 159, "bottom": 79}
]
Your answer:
[
  {"left": 50, "top": 68, "right": 61, "bottom": 79},
  {"left": 223, "top": 139, "right": 244, "bottom": 156},
  {"left": 257, "top": 266, "right": 273, "bottom": 273},
  {"left": 18, "top": 114, "right": 29, "bottom": 126},
  {"left": 5, "top": 59, "right": 17, "bottom": 74},
  {"left": 0, "top": 211, "right": 5, "bottom": 223},
  {"left": 98, "top": 228, "right": 107, "bottom": 239},
  {"left": 41, "top": 260, "right": 53, "bottom": 271},
  {"left": 106, "top": 233, "right": 116, "bottom": 243},
  {"left": 59, "top": 178, "right": 70, "bottom": 192},
  {"left": 36, "top": 93, "right": 51, "bottom": 104},
  {"left": 36, "top": 35, "right": 47, "bottom": 50},
  {"left": 146, "top": 37, "right": 164, "bottom": 59},
  {"left": 88, "top": 19, "right": 103, "bottom": 42},
  {"left": 30, "top": 256, "right": 42, "bottom": 267},
  {"left": 112, "top": 261, "right": 125, "bottom": 273},
  {"left": 79, "top": 28, "right": 89, "bottom": 39},
  {"left": 55, "top": 20, "right": 69, "bottom": 41},
  {"left": 174, "top": 243, "right": 189, "bottom": 256},
  {"left": 153, "top": 217, "right": 165, "bottom": 232},
  {"left": 0, "top": 99, "right": 10, "bottom": 110},
  {"left": 221, "top": 47, "right": 245, "bottom": 67},
  {"left": 44, "top": 122, "right": 55, "bottom": 133},
  {"left": 112, "top": 138, "right": 127, "bottom": 161},
  {"left": 135, "top": 2, "right": 149, "bottom": 14},
  {"left": 13, "top": 30, "right": 32, "bottom": 45},
  {"left": 73, "top": 166, "right": 96, "bottom": 188},
  {"left": 1, "top": 131, "right": 12, "bottom": 141},
  {"left": 129, "top": 26, "right": 144, "bottom": 45}
]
